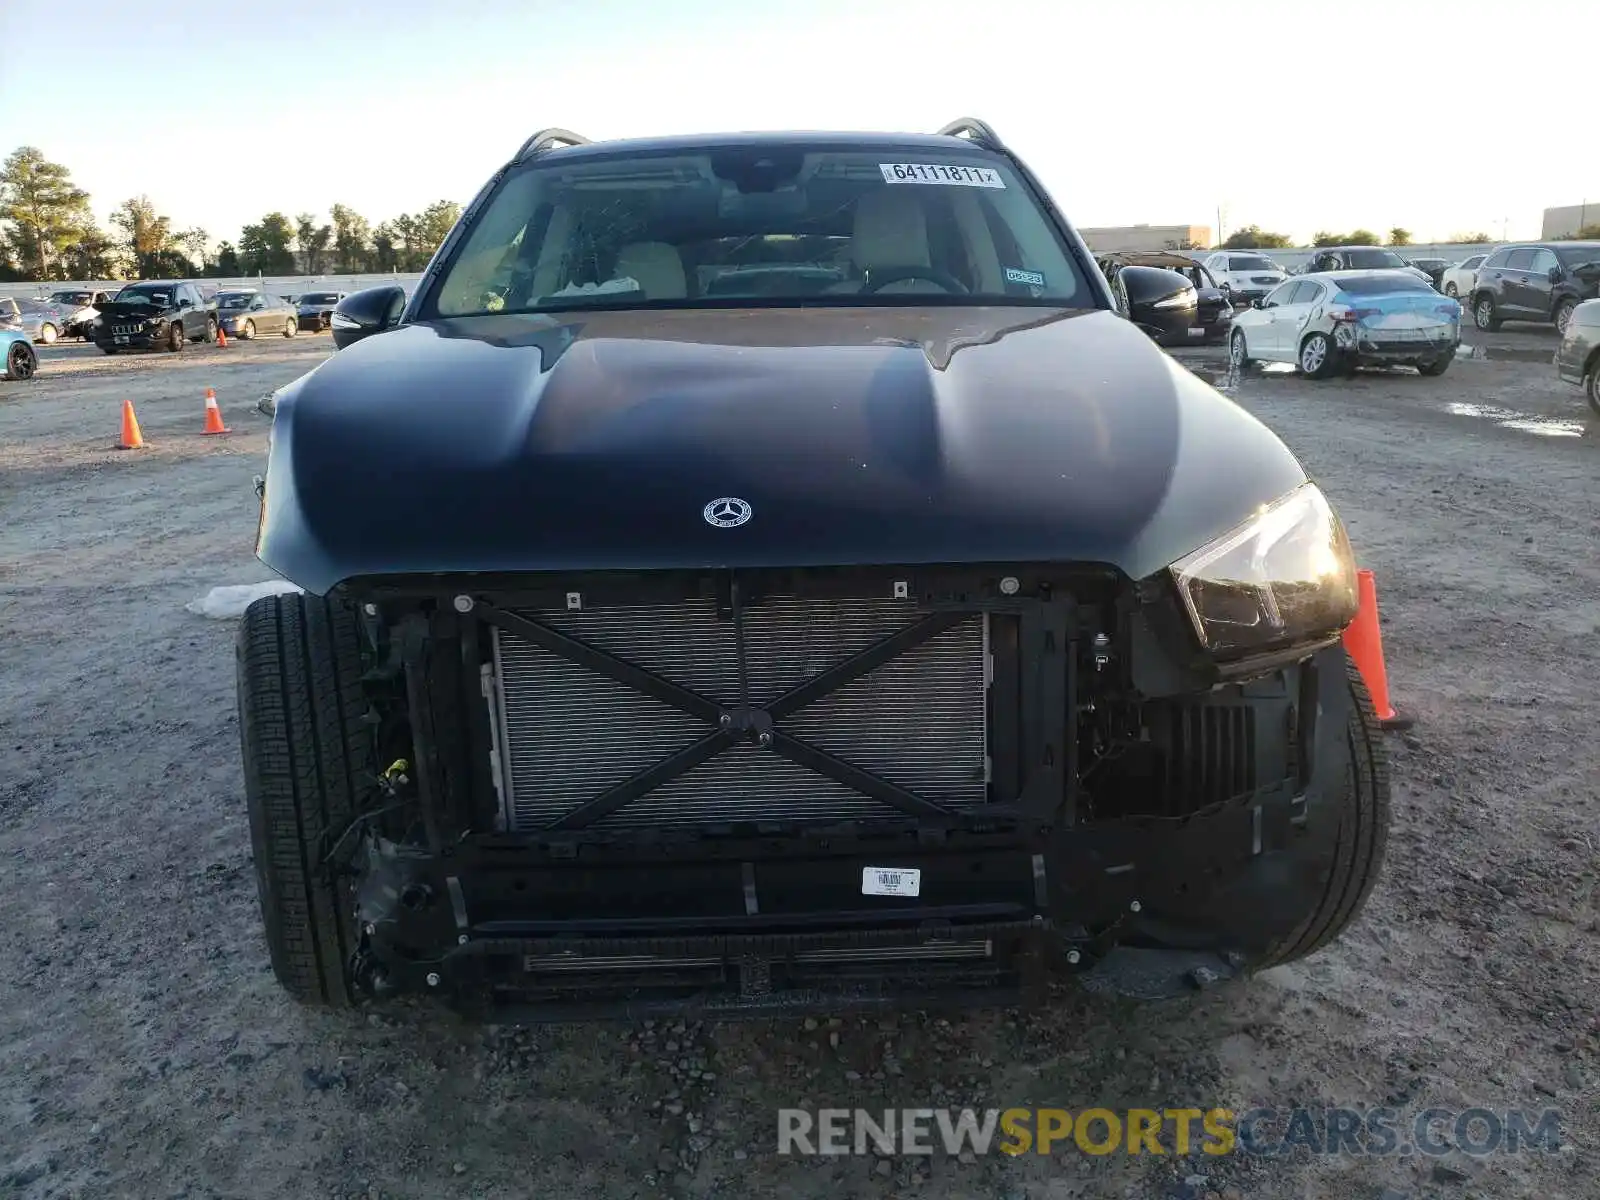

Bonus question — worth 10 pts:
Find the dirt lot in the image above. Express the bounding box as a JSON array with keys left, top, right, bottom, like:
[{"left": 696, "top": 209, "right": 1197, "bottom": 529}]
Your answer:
[{"left": 1, "top": 326, "right": 1597, "bottom": 1200}]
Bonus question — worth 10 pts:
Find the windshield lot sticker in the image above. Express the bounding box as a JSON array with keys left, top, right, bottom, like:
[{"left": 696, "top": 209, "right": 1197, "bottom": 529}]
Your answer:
[
  {"left": 879, "top": 163, "right": 1005, "bottom": 188},
  {"left": 862, "top": 866, "right": 921, "bottom": 897},
  {"left": 1005, "top": 267, "right": 1046, "bottom": 288}
]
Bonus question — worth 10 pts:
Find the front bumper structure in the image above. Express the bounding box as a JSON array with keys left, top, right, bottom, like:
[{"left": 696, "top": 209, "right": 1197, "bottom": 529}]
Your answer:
[{"left": 336, "top": 567, "right": 1353, "bottom": 1019}]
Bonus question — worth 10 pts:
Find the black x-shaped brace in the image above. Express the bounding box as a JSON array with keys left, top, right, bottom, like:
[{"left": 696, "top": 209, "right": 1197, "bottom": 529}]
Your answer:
[{"left": 475, "top": 601, "right": 971, "bottom": 829}]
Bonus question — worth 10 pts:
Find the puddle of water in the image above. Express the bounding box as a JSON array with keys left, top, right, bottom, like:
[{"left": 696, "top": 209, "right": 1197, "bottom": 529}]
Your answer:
[
  {"left": 1455, "top": 343, "right": 1559, "bottom": 365},
  {"left": 1443, "top": 401, "right": 1585, "bottom": 438}
]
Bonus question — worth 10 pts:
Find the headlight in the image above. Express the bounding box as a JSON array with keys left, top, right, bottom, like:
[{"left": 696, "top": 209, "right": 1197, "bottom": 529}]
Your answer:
[
  {"left": 1153, "top": 289, "right": 1196, "bottom": 309},
  {"left": 1169, "top": 483, "right": 1358, "bottom": 657}
]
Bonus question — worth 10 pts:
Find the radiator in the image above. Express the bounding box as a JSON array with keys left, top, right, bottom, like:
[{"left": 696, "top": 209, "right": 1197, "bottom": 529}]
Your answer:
[{"left": 488, "top": 595, "right": 988, "bottom": 830}]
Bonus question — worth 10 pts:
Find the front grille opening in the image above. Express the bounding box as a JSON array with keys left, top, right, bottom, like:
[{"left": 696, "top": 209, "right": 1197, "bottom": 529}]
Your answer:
[
  {"left": 1079, "top": 702, "right": 1258, "bottom": 821},
  {"left": 488, "top": 595, "right": 989, "bottom": 830}
]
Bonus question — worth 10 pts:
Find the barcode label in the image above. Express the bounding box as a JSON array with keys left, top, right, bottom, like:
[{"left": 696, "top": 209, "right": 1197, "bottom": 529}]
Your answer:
[{"left": 862, "top": 866, "right": 922, "bottom": 897}]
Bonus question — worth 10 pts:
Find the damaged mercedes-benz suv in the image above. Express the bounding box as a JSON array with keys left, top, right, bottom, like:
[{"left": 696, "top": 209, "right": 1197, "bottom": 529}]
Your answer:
[{"left": 238, "top": 119, "right": 1390, "bottom": 1021}]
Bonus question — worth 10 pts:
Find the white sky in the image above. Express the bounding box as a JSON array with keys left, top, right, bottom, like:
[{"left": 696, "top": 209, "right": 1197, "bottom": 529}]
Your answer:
[{"left": 1, "top": 0, "right": 1593, "bottom": 247}]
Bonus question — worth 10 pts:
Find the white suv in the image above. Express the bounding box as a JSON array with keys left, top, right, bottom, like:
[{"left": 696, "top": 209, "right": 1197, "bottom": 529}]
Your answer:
[{"left": 1200, "top": 252, "right": 1290, "bottom": 305}]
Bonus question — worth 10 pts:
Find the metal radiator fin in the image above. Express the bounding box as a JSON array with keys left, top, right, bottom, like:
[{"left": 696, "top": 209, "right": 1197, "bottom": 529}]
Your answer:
[{"left": 492, "top": 596, "right": 987, "bottom": 830}]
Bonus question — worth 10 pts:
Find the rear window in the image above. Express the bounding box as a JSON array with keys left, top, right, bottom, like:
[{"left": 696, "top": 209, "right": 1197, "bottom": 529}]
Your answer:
[
  {"left": 1332, "top": 273, "right": 1431, "bottom": 295},
  {"left": 301, "top": 293, "right": 340, "bottom": 304},
  {"left": 1341, "top": 248, "right": 1408, "bottom": 269},
  {"left": 425, "top": 142, "right": 1093, "bottom": 317},
  {"left": 1228, "top": 255, "right": 1275, "bottom": 271},
  {"left": 1554, "top": 244, "right": 1600, "bottom": 268}
]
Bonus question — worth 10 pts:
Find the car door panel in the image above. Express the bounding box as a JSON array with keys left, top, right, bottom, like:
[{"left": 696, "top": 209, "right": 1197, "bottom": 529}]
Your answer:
[
  {"left": 1275, "top": 282, "right": 1317, "bottom": 355},
  {"left": 1527, "top": 249, "right": 1558, "bottom": 320},
  {"left": 1500, "top": 250, "right": 1536, "bottom": 316},
  {"left": 1255, "top": 282, "right": 1299, "bottom": 357}
]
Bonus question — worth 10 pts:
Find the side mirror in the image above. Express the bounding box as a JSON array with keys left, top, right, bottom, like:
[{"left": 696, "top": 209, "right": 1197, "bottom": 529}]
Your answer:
[
  {"left": 1549, "top": 266, "right": 1562, "bottom": 283},
  {"left": 331, "top": 286, "right": 406, "bottom": 349},
  {"left": 1252, "top": 298, "right": 1266, "bottom": 309}
]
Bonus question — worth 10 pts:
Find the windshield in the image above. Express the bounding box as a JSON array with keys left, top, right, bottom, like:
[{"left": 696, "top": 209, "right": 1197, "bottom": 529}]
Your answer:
[
  {"left": 1342, "top": 248, "right": 1408, "bottom": 268},
  {"left": 217, "top": 292, "right": 255, "bottom": 308},
  {"left": 1333, "top": 273, "right": 1433, "bottom": 295},
  {"left": 300, "top": 293, "right": 340, "bottom": 304},
  {"left": 426, "top": 144, "right": 1091, "bottom": 317},
  {"left": 1228, "top": 255, "right": 1277, "bottom": 271},
  {"left": 51, "top": 291, "right": 92, "bottom": 305},
  {"left": 1554, "top": 244, "right": 1600, "bottom": 268},
  {"left": 115, "top": 284, "right": 172, "bottom": 304}
]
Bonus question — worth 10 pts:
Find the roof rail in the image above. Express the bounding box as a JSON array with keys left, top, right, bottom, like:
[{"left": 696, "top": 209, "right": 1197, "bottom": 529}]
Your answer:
[
  {"left": 513, "top": 127, "right": 593, "bottom": 161},
  {"left": 934, "top": 118, "right": 1004, "bottom": 150}
]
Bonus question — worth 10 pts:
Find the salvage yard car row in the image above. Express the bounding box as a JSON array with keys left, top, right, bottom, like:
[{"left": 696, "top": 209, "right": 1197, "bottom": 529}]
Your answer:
[{"left": 0, "top": 281, "right": 350, "bottom": 377}]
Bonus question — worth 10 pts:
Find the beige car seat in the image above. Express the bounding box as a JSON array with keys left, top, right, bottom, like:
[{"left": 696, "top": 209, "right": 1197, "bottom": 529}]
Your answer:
[
  {"left": 830, "top": 190, "right": 945, "bottom": 293},
  {"left": 615, "top": 242, "right": 688, "bottom": 300}
]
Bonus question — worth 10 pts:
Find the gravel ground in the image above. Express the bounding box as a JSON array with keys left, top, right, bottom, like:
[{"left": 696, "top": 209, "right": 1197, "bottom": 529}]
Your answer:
[{"left": 1, "top": 327, "right": 1596, "bottom": 1200}]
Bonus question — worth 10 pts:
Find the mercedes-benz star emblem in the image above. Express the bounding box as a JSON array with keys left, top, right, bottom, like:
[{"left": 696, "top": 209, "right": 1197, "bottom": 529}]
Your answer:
[{"left": 703, "top": 496, "right": 753, "bottom": 528}]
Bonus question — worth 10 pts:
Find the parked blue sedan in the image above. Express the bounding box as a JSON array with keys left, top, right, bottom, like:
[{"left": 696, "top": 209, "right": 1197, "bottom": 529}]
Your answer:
[{"left": 1, "top": 323, "right": 38, "bottom": 380}]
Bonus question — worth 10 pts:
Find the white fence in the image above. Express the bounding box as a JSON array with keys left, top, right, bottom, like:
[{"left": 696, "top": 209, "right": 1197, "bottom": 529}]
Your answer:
[
  {"left": 0, "top": 273, "right": 426, "bottom": 301},
  {"left": 1, "top": 244, "right": 1506, "bottom": 302}
]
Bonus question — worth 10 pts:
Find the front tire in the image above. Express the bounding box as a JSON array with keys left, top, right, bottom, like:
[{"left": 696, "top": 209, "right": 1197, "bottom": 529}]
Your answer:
[
  {"left": 1299, "top": 331, "right": 1337, "bottom": 379},
  {"left": 237, "top": 593, "right": 374, "bottom": 1008},
  {"left": 1586, "top": 355, "right": 1600, "bottom": 418},
  {"left": 1417, "top": 353, "right": 1453, "bottom": 377},
  {"left": 242, "top": 319, "right": 256, "bottom": 340},
  {"left": 1248, "top": 656, "right": 1391, "bottom": 969},
  {"left": 167, "top": 322, "right": 184, "bottom": 353},
  {"left": 1444, "top": 282, "right": 1458, "bottom": 298},
  {"left": 283, "top": 315, "right": 296, "bottom": 338},
  {"left": 37, "top": 322, "right": 57, "bottom": 345},
  {"left": 1554, "top": 299, "right": 1576, "bottom": 335},
  {"left": 1229, "top": 328, "right": 1253, "bottom": 368},
  {"left": 1474, "top": 295, "right": 1501, "bottom": 331}
]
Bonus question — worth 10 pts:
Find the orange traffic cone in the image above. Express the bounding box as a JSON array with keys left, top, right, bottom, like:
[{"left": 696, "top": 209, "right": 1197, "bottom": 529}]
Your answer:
[
  {"left": 216, "top": 324, "right": 228, "bottom": 348},
  {"left": 1342, "top": 568, "right": 1412, "bottom": 731},
  {"left": 202, "top": 387, "right": 230, "bottom": 435},
  {"left": 117, "top": 400, "right": 145, "bottom": 449}
]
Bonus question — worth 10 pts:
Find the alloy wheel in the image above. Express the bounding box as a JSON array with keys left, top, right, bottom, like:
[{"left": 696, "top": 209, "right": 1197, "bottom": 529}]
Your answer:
[
  {"left": 8, "top": 341, "right": 36, "bottom": 380},
  {"left": 1300, "top": 334, "right": 1327, "bottom": 375}
]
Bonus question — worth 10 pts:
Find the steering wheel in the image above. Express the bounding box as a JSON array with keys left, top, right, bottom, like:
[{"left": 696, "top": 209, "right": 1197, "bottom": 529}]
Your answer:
[{"left": 860, "top": 266, "right": 970, "bottom": 295}]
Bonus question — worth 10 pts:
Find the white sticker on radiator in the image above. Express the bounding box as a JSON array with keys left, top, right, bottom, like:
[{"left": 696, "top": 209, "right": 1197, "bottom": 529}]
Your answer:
[{"left": 862, "top": 866, "right": 921, "bottom": 897}]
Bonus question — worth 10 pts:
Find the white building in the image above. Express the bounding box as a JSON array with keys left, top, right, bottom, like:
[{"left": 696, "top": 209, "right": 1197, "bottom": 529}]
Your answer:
[
  {"left": 1541, "top": 203, "right": 1598, "bottom": 239},
  {"left": 1077, "top": 224, "right": 1213, "bottom": 254}
]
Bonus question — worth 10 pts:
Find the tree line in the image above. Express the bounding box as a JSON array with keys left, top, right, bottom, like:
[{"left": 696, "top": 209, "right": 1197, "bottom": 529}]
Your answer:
[
  {"left": 1218, "top": 224, "right": 1499, "bottom": 251},
  {"left": 0, "top": 146, "right": 462, "bottom": 282}
]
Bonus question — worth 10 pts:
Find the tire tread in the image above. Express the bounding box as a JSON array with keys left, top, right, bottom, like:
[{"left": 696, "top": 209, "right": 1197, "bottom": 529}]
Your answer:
[
  {"left": 237, "top": 593, "right": 370, "bottom": 1006},
  {"left": 1253, "top": 655, "right": 1392, "bottom": 969}
]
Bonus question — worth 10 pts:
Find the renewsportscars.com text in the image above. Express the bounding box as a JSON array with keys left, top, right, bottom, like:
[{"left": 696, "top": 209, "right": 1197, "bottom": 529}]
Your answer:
[{"left": 777, "top": 1106, "right": 1564, "bottom": 1158}]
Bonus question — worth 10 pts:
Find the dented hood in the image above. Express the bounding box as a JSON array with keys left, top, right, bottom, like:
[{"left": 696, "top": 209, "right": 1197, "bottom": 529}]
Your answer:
[{"left": 260, "top": 306, "right": 1308, "bottom": 594}]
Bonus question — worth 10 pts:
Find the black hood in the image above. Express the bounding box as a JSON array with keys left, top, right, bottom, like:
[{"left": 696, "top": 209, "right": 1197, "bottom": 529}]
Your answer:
[
  {"left": 97, "top": 297, "right": 176, "bottom": 319},
  {"left": 260, "top": 306, "right": 1307, "bottom": 594}
]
